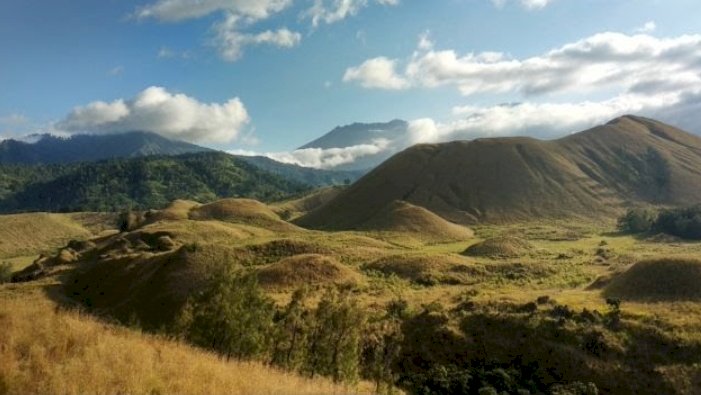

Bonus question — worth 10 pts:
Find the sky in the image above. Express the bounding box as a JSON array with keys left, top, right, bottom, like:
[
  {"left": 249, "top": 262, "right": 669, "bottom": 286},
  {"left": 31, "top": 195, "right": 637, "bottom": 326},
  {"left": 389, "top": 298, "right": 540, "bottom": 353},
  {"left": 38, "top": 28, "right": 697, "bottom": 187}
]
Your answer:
[{"left": 2, "top": 0, "right": 701, "bottom": 168}]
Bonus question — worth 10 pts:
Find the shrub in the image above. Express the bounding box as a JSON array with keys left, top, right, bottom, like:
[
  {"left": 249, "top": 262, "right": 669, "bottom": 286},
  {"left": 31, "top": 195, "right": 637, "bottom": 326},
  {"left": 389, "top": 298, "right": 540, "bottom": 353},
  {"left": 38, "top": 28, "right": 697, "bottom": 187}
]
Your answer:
[
  {"left": 653, "top": 205, "right": 701, "bottom": 239},
  {"left": 0, "top": 262, "right": 12, "bottom": 283},
  {"left": 178, "top": 266, "right": 275, "bottom": 360},
  {"left": 617, "top": 208, "right": 656, "bottom": 234}
]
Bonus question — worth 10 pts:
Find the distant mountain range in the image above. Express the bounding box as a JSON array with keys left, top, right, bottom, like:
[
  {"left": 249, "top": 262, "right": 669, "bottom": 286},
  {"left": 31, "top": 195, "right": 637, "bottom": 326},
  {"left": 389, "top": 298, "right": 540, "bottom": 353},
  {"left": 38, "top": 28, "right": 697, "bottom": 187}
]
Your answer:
[
  {"left": 0, "top": 152, "right": 310, "bottom": 213},
  {"left": 298, "top": 116, "right": 701, "bottom": 227},
  {"left": 0, "top": 132, "right": 210, "bottom": 165},
  {"left": 0, "top": 131, "right": 362, "bottom": 188}
]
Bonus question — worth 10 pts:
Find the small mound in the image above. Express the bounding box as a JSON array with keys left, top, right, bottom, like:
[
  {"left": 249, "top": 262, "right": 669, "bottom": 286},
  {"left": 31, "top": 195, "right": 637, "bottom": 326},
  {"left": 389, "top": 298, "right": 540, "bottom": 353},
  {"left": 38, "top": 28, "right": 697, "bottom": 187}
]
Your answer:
[
  {"left": 144, "top": 200, "right": 201, "bottom": 224},
  {"left": 189, "top": 198, "right": 299, "bottom": 232},
  {"left": 274, "top": 186, "right": 344, "bottom": 219},
  {"left": 235, "top": 239, "right": 328, "bottom": 266},
  {"left": 462, "top": 236, "right": 534, "bottom": 258},
  {"left": 257, "top": 254, "right": 361, "bottom": 289},
  {"left": 66, "top": 244, "right": 241, "bottom": 329},
  {"left": 605, "top": 258, "right": 701, "bottom": 301},
  {"left": 359, "top": 200, "right": 474, "bottom": 240},
  {"left": 364, "top": 254, "right": 482, "bottom": 285}
]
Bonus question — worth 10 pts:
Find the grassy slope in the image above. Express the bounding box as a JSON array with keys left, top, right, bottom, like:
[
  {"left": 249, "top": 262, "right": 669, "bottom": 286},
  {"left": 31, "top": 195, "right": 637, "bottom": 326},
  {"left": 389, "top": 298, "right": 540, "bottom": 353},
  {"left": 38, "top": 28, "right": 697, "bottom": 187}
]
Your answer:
[
  {"left": 298, "top": 116, "right": 701, "bottom": 228},
  {"left": 0, "top": 212, "right": 115, "bottom": 259},
  {"left": 0, "top": 288, "right": 372, "bottom": 395}
]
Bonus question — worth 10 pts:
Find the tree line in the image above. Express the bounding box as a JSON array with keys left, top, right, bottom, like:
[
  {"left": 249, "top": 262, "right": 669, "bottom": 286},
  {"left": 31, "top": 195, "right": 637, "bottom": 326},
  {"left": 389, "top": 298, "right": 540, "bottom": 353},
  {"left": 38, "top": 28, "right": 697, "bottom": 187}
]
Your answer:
[
  {"left": 172, "top": 265, "right": 600, "bottom": 395},
  {"left": 617, "top": 205, "right": 701, "bottom": 239}
]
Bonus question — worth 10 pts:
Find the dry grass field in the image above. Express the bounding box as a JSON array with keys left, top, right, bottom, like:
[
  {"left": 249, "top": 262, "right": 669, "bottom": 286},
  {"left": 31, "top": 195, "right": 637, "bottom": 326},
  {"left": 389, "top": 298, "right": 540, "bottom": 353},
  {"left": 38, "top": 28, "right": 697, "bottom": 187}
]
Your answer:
[
  {"left": 5, "top": 197, "right": 701, "bottom": 393},
  {"left": 0, "top": 286, "right": 375, "bottom": 395}
]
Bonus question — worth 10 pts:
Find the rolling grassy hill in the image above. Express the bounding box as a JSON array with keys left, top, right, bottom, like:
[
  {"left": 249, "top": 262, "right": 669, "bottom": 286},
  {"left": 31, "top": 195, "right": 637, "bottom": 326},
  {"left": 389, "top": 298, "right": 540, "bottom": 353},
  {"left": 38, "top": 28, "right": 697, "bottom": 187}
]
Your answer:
[{"left": 298, "top": 116, "right": 701, "bottom": 228}]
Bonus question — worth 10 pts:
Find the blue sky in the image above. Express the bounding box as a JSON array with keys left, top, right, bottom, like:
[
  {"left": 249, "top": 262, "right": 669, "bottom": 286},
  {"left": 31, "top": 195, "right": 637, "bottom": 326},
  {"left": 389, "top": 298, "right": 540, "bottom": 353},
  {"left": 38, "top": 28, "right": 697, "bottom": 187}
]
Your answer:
[{"left": 2, "top": 0, "right": 701, "bottom": 167}]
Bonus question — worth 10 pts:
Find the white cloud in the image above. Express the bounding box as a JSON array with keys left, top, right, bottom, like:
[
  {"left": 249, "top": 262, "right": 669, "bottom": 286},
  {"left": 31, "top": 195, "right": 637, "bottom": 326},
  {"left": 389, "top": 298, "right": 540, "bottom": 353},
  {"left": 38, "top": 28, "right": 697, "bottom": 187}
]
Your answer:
[
  {"left": 491, "top": 0, "right": 553, "bottom": 9},
  {"left": 56, "top": 86, "right": 250, "bottom": 144},
  {"left": 306, "top": 0, "right": 400, "bottom": 27},
  {"left": 402, "top": 89, "right": 699, "bottom": 148},
  {"left": 214, "top": 14, "right": 301, "bottom": 61},
  {"left": 231, "top": 138, "right": 391, "bottom": 169},
  {"left": 635, "top": 21, "right": 657, "bottom": 33},
  {"left": 343, "top": 57, "right": 409, "bottom": 89},
  {"left": 346, "top": 32, "right": 701, "bottom": 99},
  {"left": 520, "top": 0, "right": 553, "bottom": 9},
  {"left": 135, "top": 0, "right": 292, "bottom": 22}
]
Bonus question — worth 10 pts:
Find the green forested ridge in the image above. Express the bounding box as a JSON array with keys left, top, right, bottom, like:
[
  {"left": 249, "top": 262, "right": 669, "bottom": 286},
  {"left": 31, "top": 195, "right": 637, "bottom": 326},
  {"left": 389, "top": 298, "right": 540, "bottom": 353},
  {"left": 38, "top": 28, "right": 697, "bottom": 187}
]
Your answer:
[{"left": 0, "top": 152, "right": 310, "bottom": 213}]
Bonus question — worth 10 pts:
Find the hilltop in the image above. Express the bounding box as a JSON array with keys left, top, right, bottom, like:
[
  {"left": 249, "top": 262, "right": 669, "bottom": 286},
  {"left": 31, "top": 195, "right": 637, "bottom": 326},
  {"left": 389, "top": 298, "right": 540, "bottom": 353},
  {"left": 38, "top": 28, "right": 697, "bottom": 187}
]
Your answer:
[{"left": 298, "top": 116, "right": 701, "bottom": 227}]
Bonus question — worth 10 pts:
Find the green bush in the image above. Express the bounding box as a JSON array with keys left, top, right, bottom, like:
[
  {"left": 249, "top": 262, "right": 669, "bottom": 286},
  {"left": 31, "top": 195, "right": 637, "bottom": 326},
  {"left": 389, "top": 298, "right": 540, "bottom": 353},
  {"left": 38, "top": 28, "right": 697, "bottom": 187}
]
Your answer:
[
  {"left": 178, "top": 266, "right": 275, "bottom": 360},
  {"left": 0, "top": 262, "right": 13, "bottom": 284},
  {"left": 617, "top": 208, "right": 656, "bottom": 234},
  {"left": 653, "top": 205, "right": 701, "bottom": 239}
]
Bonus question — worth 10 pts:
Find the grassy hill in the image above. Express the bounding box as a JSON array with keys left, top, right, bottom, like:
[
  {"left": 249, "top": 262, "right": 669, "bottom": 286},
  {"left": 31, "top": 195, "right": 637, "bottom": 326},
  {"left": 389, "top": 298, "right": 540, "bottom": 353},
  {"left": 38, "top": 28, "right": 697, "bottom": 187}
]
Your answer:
[
  {"left": 298, "top": 116, "right": 701, "bottom": 228},
  {"left": 0, "top": 212, "right": 115, "bottom": 259},
  {"left": 0, "top": 290, "right": 373, "bottom": 395},
  {"left": 0, "top": 152, "right": 310, "bottom": 213}
]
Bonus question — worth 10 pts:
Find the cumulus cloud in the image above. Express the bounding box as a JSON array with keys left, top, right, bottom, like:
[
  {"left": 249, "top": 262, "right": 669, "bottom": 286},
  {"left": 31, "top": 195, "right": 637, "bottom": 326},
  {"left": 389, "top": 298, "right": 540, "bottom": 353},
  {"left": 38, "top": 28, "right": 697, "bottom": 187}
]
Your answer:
[
  {"left": 306, "top": 0, "right": 400, "bottom": 27},
  {"left": 231, "top": 139, "right": 390, "bottom": 169},
  {"left": 343, "top": 57, "right": 409, "bottom": 89},
  {"left": 345, "top": 32, "right": 701, "bottom": 99},
  {"left": 214, "top": 14, "right": 301, "bottom": 61},
  {"left": 56, "top": 86, "right": 250, "bottom": 144},
  {"left": 135, "top": 0, "right": 292, "bottom": 22}
]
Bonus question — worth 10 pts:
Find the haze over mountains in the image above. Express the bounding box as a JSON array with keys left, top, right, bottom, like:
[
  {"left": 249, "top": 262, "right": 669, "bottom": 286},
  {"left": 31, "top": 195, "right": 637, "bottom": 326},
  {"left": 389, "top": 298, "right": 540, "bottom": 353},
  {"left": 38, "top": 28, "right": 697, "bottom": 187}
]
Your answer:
[
  {"left": 250, "top": 120, "right": 410, "bottom": 171},
  {"left": 0, "top": 132, "right": 209, "bottom": 165},
  {"left": 298, "top": 116, "right": 701, "bottom": 227}
]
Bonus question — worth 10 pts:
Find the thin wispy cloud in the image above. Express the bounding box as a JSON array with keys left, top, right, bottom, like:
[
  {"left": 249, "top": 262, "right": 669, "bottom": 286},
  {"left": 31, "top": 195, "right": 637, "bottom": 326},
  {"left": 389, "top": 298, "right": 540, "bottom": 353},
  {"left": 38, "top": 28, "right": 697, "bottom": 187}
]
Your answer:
[{"left": 135, "top": 0, "right": 398, "bottom": 61}]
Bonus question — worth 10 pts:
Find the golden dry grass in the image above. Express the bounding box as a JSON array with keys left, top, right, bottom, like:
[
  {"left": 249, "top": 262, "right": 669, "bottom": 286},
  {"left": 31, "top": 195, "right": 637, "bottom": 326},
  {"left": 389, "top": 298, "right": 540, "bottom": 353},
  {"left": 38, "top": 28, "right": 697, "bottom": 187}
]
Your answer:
[
  {"left": 0, "top": 213, "right": 96, "bottom": 258},
  {"left": 605, "top": 257, "right": 701, "bottom": 301},
  {"left": 257, "top": 254, "right": 363, "bottom": 289},
  {"left": 190, "top": 198, "right": 300, "bottom": 232},
  {"left": 0, "top": 289, "right": 374, "bottom": 395},
  {"left": 462, "top": 236, "right": 534, "bottom": 258},
  {"left": 358, "top": 200, "right": 474, "bottom": 241}
]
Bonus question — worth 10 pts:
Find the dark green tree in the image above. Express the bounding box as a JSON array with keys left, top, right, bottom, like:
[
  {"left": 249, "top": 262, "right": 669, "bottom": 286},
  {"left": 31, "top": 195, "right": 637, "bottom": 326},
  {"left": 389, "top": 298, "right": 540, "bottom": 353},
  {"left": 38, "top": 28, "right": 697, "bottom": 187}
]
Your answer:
[{"left": 178, "top": 265, "right": 275, "bottom": 361}]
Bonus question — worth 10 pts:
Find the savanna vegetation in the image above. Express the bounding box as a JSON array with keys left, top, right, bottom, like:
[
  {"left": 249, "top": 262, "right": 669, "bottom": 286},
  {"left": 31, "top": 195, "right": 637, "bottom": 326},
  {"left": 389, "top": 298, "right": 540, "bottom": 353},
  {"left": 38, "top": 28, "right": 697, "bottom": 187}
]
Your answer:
[{"left": 5, "top": 192, "right": 701, "bottom": 394}]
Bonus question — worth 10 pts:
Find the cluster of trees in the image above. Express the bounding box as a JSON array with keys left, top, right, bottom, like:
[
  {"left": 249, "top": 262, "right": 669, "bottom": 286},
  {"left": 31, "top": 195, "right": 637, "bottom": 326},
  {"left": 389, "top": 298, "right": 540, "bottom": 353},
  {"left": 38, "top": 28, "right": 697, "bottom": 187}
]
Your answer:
[
  {"left": 177, "top": 266, "right": 369, "bottom": 385},
  {"left": 618, "top": 205, "right": 701, "bottom": 239},
  {"left": 173, "top": 266, "right": 600, "bottom": 394},
  {"left": 0, "top": 152, "right": 310, "bottom": 213}
]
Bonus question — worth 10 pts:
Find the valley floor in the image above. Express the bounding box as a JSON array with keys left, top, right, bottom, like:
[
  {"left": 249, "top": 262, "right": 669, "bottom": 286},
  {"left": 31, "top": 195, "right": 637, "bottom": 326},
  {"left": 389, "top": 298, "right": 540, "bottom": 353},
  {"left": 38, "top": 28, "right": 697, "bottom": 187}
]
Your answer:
[{"left": 4, "top": 209, "right": 701, "bottom": 393}]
